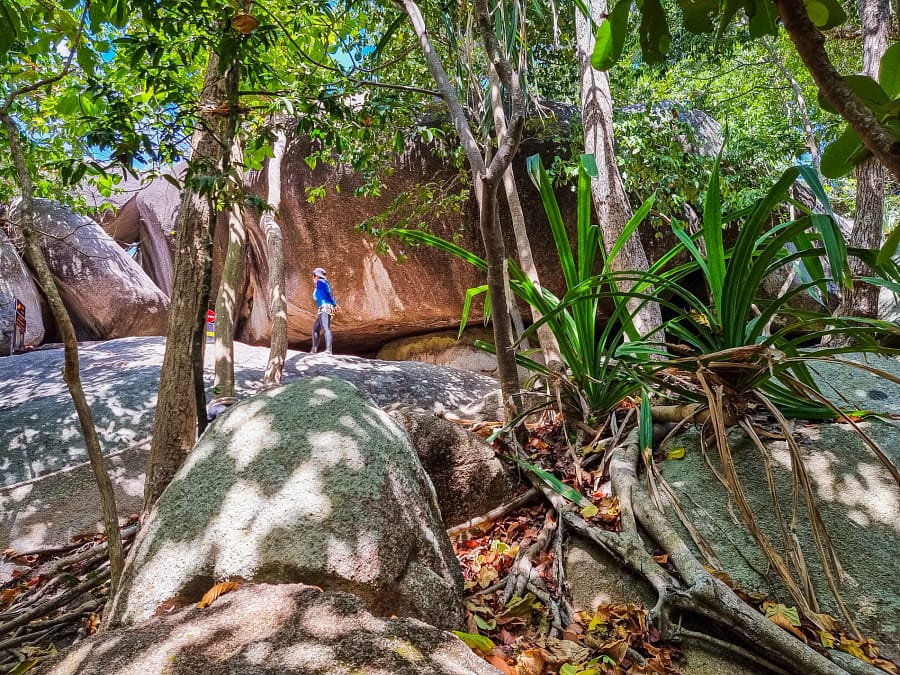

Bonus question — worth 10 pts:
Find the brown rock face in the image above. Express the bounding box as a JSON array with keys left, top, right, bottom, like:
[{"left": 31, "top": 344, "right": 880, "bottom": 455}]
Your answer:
[
  {"left": 106, "top": 132, "right": 581, "bottom": 354},
  {"left": 221, "top": 133, "right": 572, "bottom": 354},
  {"left": 231, "top": 138, "right": 477, "bottom": 353},
  {"left": 12, "top": 199, "right": 170, "bottom": 341}
]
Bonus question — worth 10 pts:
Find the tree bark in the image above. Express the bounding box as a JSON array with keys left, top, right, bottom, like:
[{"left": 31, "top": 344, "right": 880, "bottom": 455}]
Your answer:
[
  {"left": 575, "top": 0, "right": 664, "bottom": 340},
  {"left": 825, "top": 0, "right": 889, "bottom": 344},
  {"left": 213, "top": 137, "right": 247, "bottom": 399},
  {"left": 774, "top": 0, "right": 900, "bottom": 181},
  {"left": 397, "top": 0, "right": 525, "bottom": 432},
  {"left": 144, "top": 52, "right": 240, "bottom": 509},
  {"left": 263, "top": 125, "right": 288, "bottom": 386},
  {"left": 488, "top": 63, "right": 563, "bottom": 366},
  {"left": 1, "top": 112, "right": 125, "bottom": 594}
]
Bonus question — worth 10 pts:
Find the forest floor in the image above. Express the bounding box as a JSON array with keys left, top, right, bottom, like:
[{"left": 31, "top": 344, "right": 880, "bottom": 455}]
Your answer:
[{"left": 1, "top": 416, "right": 898, "bottom": 675}]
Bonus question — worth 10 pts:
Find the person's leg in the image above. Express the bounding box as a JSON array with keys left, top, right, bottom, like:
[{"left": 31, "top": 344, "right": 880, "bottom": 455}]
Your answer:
[
  {"left": 321, "top": 312, "right": 333, "bottom": 353},
  {"left": 311, "top": 313, "right": 323, "bottom": 354}
]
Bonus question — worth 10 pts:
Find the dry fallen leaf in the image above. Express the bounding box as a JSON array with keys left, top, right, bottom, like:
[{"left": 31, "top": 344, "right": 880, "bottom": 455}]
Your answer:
[
  {"left": 487, "top": 649, "right": 516, "bottom": 675},
  {"left": 197, "top": 581, "right": 241, "bottom": 608},
  {"left": 83, "top": 613, "right": 100, "bottom": 636},
  {"left": 516, "top": 648, "right": 545, "bottom": 675}
]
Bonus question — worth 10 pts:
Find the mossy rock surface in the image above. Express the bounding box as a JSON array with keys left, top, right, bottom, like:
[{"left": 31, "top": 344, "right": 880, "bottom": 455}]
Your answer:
[
  {"left": 39, "top": 584, "right": 499, "bottom": 675},
  {"left": 106, "top": 377, "right": 465, "bottom": 631}
]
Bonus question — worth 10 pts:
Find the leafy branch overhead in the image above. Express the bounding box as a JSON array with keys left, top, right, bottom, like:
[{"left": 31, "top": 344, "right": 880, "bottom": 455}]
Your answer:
[{"left": 590, "top": 0, "right": 900, "bottom": 179}]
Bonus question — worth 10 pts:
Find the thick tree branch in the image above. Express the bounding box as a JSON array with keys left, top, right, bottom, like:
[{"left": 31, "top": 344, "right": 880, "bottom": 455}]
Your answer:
[{"left": 774, "top": 0, "right": 900, "bottom": 180}]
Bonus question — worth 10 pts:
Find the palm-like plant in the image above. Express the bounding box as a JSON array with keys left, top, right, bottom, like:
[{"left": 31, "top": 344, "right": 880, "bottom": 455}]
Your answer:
[
  {"left": 637, "top": 158, "right": 900, "bottom": 418},
  {"left": 625, "top": 158, "right": 900, "bottom": 633},
  {"left": 381, "top": 153, "right": 657, "bottom": 421}
]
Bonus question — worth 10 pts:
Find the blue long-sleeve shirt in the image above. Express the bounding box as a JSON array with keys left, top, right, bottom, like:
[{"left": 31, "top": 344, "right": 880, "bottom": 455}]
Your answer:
[{"left": 313, "top": 278, "right": 336, "bottom": 307}]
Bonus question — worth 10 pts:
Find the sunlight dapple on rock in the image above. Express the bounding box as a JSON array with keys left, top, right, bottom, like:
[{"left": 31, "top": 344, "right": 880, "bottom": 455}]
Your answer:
[
  {"left": 38, "top": 584, "right": 500, "bottom": 675},
  {"left": 104, "top": 377, "right": 466, "bottom": 630}
]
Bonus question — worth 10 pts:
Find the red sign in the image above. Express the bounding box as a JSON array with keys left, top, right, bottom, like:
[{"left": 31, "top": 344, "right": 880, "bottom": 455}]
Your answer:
[
  {"left": 15, "top": 300, "right": 25, "bottom": 331},
  {"left": 207, "top": 309, "right": 216, "bottom": 323}
]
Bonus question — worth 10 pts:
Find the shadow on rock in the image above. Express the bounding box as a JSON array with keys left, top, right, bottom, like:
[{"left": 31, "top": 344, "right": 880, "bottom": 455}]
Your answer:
[{"left": 37, "top": 584, "right": 500, "bottom": 675}]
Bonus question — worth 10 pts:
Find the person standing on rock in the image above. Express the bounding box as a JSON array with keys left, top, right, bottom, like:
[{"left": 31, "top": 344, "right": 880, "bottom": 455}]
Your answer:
[{"left": 311, "top": 267, "right": 339, "bottom": 355}]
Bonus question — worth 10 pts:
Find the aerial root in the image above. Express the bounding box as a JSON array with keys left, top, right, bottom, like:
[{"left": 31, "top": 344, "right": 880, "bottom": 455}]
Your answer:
[{"left": 524, "top": 427, "right": 852, "bottom": 675}]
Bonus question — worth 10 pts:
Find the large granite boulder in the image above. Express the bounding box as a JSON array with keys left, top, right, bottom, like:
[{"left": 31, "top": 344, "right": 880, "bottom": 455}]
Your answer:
[
  {"left": 0, "top": 337, "right": 498, "bottom": 489},
  {"left": 0, "top": 229, "right": 44, "bottom": 352},
  {"left": 104, "top": 377, "right": 466, "bottom": 630},
  {"left": 99, "top": 166, "right": 180, "bottom": 294},
  {"left": 9, "top": 199, "right": 169, "bottom": 340},
  {"left": 387, "top": 405, "right": 520, "bottom": 527},
  {"left": 38, "top": 584, "right": 500, "bottom": 675}
]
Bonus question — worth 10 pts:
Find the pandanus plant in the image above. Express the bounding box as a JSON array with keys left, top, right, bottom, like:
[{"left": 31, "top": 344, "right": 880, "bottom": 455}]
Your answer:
[
  {"left": 380, "top": 153, "right": 659, "bottom": 423},
  {"left": 623, "top": 156, "right": 900, "bottom": 634}
]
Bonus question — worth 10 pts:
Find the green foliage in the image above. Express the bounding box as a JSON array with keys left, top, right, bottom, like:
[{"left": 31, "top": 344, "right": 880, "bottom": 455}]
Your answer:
[
  {"left": 590, "top": 0, "right": 898, "bottom": 177},
  {"left": 591, "top": 0, "right": 630, "bottom": 71},
  {"left": 637, "top": 157, "right": 900, "bottom": 415},
  {"left": 820, "top": 47, "right": 900, "bottom": 177}
]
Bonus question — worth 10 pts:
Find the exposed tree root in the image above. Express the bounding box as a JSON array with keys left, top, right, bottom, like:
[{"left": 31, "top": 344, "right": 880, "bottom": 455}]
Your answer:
[
  {"left": 502, "top": 509, "right": 574, "bottom": 633},
  {"left": 447, "top": 488, "right": 539, "bottom": 538},
  {"left": 0, "top": 520, "right": 138, "bottom": 670},
  {"left": 524, "top": 428, "right": 850, "bottom": 674}
]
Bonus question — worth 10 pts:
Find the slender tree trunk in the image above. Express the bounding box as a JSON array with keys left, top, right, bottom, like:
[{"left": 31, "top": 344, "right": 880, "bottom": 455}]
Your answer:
[
  {"left": 488, "top": 63, "right": 562, "bottom": 366},
  {"left": 144, "top": 52, "right": 240, "bottom": 509},
  {"left": 1, "top": 112, "right": 125, "bottom": 593},
  {"left": 397, "top": 0, "right": 525, "bottom": 432},
  {"left": 826, "top": 0, "right": 888, "bottom": 343},
  {"left": 213, "top": 138, "right": 247, "bottom": 399},
  {"left": 575, "top": 0, "right": 663, "bottom": 340},
  {"left": 263, "top": 125, "right": 288, "bottom": 385}
]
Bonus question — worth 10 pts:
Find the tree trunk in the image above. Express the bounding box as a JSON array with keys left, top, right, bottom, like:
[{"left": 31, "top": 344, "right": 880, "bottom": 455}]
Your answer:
[
  {"left": 397, "top": 0, "right": 525, "bottom": 433},
  {"left": 144, "top": 52, "right": 240, "bottom": 509},
  {"left": 263, "top": 125, "right": 288, "bottom": 386},
  {"left": 575, "top": 0, "right": 664, "bottom": 340},
  {"left": 825, "top": 0, "right": 888, "bottom": 344},
  {"left": 1, "top": 112, "right": 125, "bottom": 594},
  {"left": 488, "top": 63, "right": 563, "bottom": 366},
  {"left": 213, "top": 137, "right": 247, "bottom": 399}
]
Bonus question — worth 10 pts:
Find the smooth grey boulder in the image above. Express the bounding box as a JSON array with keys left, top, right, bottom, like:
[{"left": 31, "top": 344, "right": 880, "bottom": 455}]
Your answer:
[
  {"left": 387, "top": 405, "right": 520, "bottom": 527},
  {"left": 0, "top": 229, "right": 43, "bottom": 352},
  {"left": 105, "top": 377, "right": 465, "bottom": 630},
  {"left": 37, "top": 584, "right": 500, "bottom": 675},
  {"left": 10, "top": 198, "right": 169, "bottom": 340},
  {"left": 0, "top": 337, "right": 499, "bottom": 489}
]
